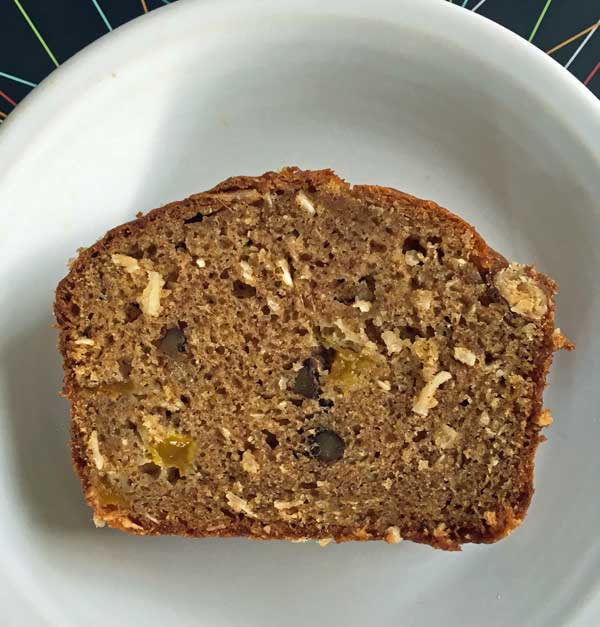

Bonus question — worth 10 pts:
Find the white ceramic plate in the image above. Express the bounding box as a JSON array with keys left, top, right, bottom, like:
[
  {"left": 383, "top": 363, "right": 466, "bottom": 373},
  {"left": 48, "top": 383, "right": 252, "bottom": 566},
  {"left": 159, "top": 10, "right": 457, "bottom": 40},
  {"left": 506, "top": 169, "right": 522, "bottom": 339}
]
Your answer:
[{"left": 1, "top": 0, "right": 599, "bottom": 625}]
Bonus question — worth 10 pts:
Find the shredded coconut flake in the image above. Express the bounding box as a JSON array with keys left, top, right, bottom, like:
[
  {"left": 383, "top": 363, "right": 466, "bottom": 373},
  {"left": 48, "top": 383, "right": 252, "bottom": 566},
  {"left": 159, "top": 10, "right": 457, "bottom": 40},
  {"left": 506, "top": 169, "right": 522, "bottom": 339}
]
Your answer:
[
  {"left": 239, "top": 260, "right": 254, "bottom": 282},
  {"left": 384, "top": 526, "right": 403, "bottom": 544},
  {"left": 138, "top": 271, "right": 164, "bottom": 317},
  {"left": 274, "top": 499, "right": 304, "bottom": 510},
  {"left": 213, "top": 189, "right": 262, "bottom": 203},
  {"left": 333, "top": 318, "right": 373, "bottom": 348},
  {"left": 267, "top": 297, "right": 281, "bottom": 313},
  {"left": 381, "top": 330, "right": 403, "bottom": 354},
  {"left": 225, "top": 492, "right": 256, "bottom": 517},
  {"left": 241, "top": 450, "right": 260, "bottom": 474},
  {"left": 220, "top": 426, "right": 232, "bottom": 440},
  {"left": 434, "top": 424, "right": 459, "bottom": 449},
  {"left": 412, "top": 371, "right": 452, "bottom": 416},
  {"left": 453, "top": 346, "right": 476, "bottom": 366},
  {"left": 111, "top": 253, "right": 140, "bottom": 273},
  {"left": 88, "top": 430, "right": 104, "bottom": 470},
  {"left": 276, "top": 259, "right": 293, "bottom": 286},
  {"left": 74, "top": 337, "right": 95, "bottom": 346},
  {"left": 377, "top": 379, "right": 391, "bottom": 392},
  {"left": 353, "top": 299, "right": 372, "bottom": 313},
  {"left": 295, "top": 191, "right": 316, "bottom": 216}
]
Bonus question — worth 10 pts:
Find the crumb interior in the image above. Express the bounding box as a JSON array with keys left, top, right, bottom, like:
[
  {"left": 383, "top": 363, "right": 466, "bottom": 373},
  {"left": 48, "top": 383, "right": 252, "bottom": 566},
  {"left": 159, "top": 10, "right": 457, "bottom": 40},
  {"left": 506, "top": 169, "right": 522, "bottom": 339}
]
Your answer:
[{"left": 56, "top": 171, "right": 552, "bottom": 546}]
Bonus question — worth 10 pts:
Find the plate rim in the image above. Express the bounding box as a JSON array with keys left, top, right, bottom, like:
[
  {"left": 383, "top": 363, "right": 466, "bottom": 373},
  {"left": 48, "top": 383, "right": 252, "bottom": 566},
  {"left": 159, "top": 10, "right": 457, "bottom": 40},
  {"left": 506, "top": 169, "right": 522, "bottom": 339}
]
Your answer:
[
  {"left": 0, "top": 0, "right": 599, "bottom": 171},
  {"left": 0, "top": 0, "right": 599, "bottom": 625}
]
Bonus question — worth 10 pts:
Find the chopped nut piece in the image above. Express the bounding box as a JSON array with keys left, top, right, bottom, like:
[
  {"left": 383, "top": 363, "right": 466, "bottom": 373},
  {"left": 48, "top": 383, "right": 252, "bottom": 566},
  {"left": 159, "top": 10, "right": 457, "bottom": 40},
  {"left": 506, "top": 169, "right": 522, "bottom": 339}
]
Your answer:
[
  {"left": 88, "top": 430, "right": 104, "bottom": 470},
  {"left": 278, "top": 377, "right": 288, "bottom": 391},
  {"left": 404, "top": 250, "right": 423, "bottom": 266},
  {"left": 412, "top": 371, "right": 452, "bottom": 416},
  {"left": 353, "top": 299, "right": 372, "bottom": 313},
  {"left": 196, "top": 258, "right": 206, "bottom": 268},
  {"left": 413, "top": 289, "right": 433, "bottom": 313},
  {"left": 295, "top": 191, "right": 316, "bottom": 216},
  {"left": 480, "top": 412, "right": 490, "bottom": 426},
  {"left": 239, "top": 260, "right": 254, "bottom": 283},
  {"left": 552, "top": 328, "right": 574, "bottom": 351},
  {"left": 138, "top": 270, "right": 165, "bottom": 317},
  {"left": 226, "top": 492, "right": 256, "bottom": 517},
  {"left": 453, "top": 346, "right": 476, "bottom": 366},
  {"left": 276, "top": 259, "right": 293, "bottom": 286},
  {"left": 418, "top": 459, "right": 429, "bottom": 471},
  {"left": 434, "top": 424, "right": 459, "bottom": 449},
  {"left": 536, "top": 408, "right": 553, "bottom": 427},
  {"left": 377, "top": 379, "right": 391, "bottom": 392},
  {"left": 111, "top": 253, "right": 140, "bottom": 273},
  {"left": 354, "top": 528, "right": 371, "bottom": 540},
  {"left": 318, "top": 538, "right": 333, "bottom": 547},
  {"left": 483, "top": 511, "right": 497, "bottom": 527},
  {"left": 241, "top": 450, "right": 260, "bottom": 474},
  {"left": 493, "top": 263, "right": 548, "bottom": 320},
  {"left": 384, "top": 526, "right": 403, "bottom": 544},
  {"left": 381, "top": 330, "right": 403, "bottom": 354},
  {"left": 93, "top": 513, "right": 107, "bottom": 528}
]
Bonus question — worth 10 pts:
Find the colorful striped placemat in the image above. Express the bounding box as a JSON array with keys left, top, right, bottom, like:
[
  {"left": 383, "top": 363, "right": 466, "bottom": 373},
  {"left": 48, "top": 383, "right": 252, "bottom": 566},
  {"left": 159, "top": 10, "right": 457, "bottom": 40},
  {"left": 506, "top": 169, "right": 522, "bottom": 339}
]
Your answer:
[{"left": 0, "top": 0, "right": 598, "bottom": 122}]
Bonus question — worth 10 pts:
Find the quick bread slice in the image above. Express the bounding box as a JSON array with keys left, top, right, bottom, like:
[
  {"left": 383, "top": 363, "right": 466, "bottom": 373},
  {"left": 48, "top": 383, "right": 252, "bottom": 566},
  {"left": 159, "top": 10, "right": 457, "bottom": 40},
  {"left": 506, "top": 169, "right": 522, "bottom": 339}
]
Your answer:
[{"left": 54, "top": 167, "right": 571, "bottom": 549}]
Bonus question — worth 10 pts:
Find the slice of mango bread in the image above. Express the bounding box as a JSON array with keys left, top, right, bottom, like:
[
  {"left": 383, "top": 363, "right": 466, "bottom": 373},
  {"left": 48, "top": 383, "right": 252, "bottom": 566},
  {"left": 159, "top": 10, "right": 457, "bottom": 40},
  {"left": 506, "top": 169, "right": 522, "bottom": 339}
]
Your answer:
[{"left": 54, "top": 167, "right": 571, "bottom": 550}]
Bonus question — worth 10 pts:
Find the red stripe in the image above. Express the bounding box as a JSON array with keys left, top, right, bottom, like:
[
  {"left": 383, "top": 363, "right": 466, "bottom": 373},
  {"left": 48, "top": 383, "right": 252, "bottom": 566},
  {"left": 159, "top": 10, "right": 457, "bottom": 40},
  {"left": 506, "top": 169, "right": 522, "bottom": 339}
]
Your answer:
[
  {"left": 0, "top": 90, "right": 17, "bottom": 107},
  {"left": 583, "top": 60, "right": 600, "bottom": 86}
]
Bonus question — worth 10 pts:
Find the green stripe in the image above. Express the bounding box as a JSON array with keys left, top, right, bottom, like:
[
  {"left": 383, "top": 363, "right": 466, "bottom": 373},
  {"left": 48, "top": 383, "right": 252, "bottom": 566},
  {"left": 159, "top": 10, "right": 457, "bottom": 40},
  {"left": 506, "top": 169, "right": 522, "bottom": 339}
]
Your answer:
[
  {"left": 528, "top": 0, "right": 553, "bottom": 43},
  {"left": 13, "top": 0, "right": 59, "bottom": 67}
]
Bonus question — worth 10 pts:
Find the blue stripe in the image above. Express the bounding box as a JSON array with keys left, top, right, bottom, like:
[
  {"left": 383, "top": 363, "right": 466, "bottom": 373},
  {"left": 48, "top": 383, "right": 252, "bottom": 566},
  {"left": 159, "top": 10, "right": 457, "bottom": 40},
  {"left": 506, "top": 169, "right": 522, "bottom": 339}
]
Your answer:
[
  {"left": 0, "top": 71, "right": 37, "bottom": 88},
  {"left": 91, "top": 0, "right": 113, "bottom": 32}
]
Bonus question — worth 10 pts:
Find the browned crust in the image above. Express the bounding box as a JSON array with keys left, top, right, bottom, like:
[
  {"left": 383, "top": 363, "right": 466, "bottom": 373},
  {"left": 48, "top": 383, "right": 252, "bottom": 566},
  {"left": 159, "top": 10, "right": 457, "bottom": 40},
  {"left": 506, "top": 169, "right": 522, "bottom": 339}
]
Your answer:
[{"left": 55, "top": 167, "right": 566, "bottom": 550}]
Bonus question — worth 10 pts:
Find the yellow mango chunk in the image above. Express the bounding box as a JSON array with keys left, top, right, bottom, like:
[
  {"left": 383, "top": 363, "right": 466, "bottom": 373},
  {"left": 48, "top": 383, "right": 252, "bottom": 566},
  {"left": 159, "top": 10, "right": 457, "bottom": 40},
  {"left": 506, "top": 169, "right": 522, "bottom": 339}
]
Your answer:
[
  {"left": 328, "top": 348, "right": 377, "bottom": 389},
  {"left": 149, "top": 434, "right": 196, "bottom": 475}
]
